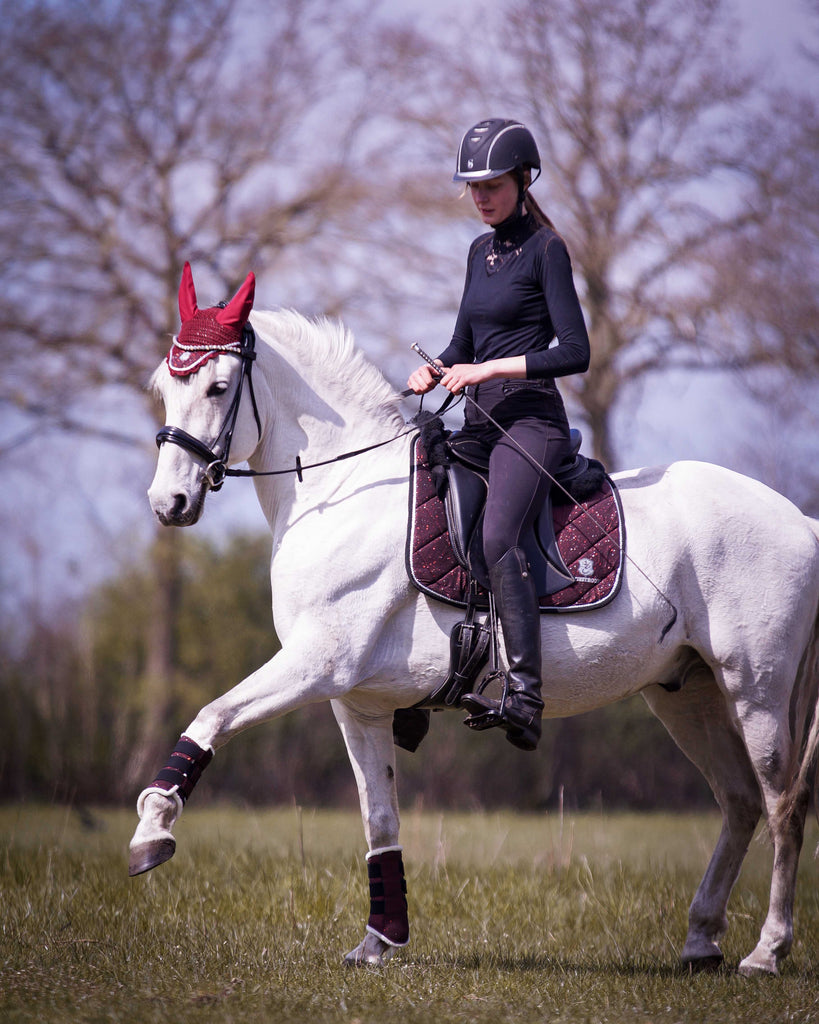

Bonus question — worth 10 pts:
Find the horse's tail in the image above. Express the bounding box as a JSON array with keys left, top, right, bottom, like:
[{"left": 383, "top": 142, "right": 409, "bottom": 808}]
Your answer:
[{"left": 777, "top": 516, "right": 819, "bottom": 829}]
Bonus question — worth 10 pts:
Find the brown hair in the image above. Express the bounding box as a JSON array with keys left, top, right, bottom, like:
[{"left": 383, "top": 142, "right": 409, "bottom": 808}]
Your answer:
[{"left": 516, "top": 168, "right": 556, "bottom": 230}]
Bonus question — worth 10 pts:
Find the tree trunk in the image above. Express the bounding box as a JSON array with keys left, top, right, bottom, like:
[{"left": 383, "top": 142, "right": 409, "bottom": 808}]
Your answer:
[{"left": 122, "top": 527, "right": 181, "bottom": 798}]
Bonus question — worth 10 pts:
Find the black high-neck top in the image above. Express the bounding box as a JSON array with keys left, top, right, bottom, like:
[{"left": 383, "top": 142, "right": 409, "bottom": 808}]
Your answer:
[{"left": 437, "top": 211, "right": 590, "bottom": 381}]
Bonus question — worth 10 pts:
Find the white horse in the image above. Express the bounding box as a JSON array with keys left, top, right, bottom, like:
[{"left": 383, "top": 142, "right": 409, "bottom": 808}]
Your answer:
[{"left": 129, "top": 267, "right": 819, "bottom": 977}]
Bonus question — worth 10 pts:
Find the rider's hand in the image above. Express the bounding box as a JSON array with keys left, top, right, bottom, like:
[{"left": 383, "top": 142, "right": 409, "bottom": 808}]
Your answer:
[
  {"left": 407, "top": 361, "right": 444, "bottom": 394},
  {"left": 439, "top": 361, "right": 498, "bottom": 393}
]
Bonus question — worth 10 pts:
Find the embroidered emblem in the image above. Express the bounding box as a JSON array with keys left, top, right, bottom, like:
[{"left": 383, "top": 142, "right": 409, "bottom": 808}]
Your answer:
[{"left": 575, "top": 557, "right": 599, "bottom": 584}]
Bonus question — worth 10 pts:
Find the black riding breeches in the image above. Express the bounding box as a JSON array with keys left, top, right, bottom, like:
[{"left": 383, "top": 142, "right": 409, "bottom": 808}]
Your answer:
[{"left": 460, "top": 380, "right": 570, "bottom": 570}]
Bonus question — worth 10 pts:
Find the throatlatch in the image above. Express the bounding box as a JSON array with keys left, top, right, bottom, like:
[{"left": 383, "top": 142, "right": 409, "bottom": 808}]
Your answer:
[{"left": 366, "top": 846, "right": 410, "bottom": 947}]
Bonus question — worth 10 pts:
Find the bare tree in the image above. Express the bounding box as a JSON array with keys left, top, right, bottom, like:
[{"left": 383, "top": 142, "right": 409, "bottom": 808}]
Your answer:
[
  {"left": 2, "top": 0, "right": 815, "bottom": 803},
  {"left": 1, "top": 0, "right": 402, "bottom": 407},
  {"left": 420, "top": 0, "right": 819, "bottom": 804},
  {"left": 450, "top": 0, "right": 819, "bottom": 468},
  {"left": 0, "top": 0, "right": 453, "bottom": 789}
]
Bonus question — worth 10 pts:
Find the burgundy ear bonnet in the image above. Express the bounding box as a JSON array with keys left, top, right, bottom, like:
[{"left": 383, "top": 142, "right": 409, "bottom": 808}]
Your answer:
[{"left": 167, "top": 262, "right": 256, "bottom": 377}]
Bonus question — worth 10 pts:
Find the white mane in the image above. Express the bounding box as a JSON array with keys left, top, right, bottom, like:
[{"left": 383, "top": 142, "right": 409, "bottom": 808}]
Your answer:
[{"left": 251, "top": 308, "right": 405, "bottom": 429}]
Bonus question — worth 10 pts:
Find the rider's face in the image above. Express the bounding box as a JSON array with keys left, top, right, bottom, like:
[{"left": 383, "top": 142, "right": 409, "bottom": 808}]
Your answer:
[{"left": 468, "top": 173, "right": 519, "bottom": 226}]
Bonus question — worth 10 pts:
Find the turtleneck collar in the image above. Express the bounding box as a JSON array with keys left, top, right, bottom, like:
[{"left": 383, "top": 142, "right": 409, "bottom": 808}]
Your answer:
[{"left": 491, "top": 207, "right": 537, "bottom": 248}]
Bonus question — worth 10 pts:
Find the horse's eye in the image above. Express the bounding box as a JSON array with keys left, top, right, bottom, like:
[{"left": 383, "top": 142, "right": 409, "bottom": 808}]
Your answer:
[{"left": 207, "top": 381, "right": 229, "bottom": 398}]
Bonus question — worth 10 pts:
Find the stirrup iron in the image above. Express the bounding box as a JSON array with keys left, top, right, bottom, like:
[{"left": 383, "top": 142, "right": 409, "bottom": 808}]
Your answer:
[
  {"left": 461, "top": 671, "right": 510, "bottom": 730},
  {"left": 462, "top": 592, "right": 510, "bottom": 730}
]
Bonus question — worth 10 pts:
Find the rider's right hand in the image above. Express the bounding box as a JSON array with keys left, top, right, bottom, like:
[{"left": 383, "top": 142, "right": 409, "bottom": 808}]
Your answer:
[{"left": 407, "top": 362, "right": 444, "bottom": 395}]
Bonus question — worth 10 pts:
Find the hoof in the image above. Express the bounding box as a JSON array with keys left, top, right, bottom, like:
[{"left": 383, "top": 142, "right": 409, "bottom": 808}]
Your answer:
[
  {"left": 738, "top": 953, "right": 780, "bottom": 977},
  {"left": 128, "top": 837, "right": 176, "bottom": 876},
  {"left": 344, "top": 932, "right": 396, "bottom": 967},
  {"left": 682, "top": 953, "right": 724, "bottom": 974},
  {"left": 681, "top": 936, "right": 724, "bottom": 974}
]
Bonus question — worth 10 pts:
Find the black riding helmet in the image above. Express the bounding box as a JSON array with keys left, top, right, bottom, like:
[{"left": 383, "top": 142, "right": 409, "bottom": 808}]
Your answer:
[{"left": 453, "top": 118, "right": 541, "bottom": 183}]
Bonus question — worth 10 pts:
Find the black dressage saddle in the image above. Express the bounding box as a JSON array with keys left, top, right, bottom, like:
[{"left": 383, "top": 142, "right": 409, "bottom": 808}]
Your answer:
[{"left": 440, "top": 426, "right": 600, "bottom": 597}]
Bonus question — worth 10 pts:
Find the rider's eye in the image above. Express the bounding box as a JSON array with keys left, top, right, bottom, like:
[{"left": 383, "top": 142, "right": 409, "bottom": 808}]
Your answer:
[{"left": 207, "top": 381, "right": 229, "bottom": 398}]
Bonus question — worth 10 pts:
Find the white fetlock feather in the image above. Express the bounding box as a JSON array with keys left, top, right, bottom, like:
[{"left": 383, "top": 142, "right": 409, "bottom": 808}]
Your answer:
[
  {"left": 136, "top": 785, "right": 183, "bottom": 823},
  {"left": 344, "top": 932, "right": 396, "bottom": 967},
  {"left": 365, "top": 844, "right": 402, "bottom": 860}
]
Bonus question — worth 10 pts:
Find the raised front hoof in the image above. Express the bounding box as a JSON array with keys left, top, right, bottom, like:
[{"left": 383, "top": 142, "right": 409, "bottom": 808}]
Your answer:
[
  {"left": 344, "top": 932, "right": 397, "bottom": 968},
  {"left": 128, "top": 837, "right": 176, "bottom": 877},
  {"left": 738, "top": 948, "right": 780, "bottom": 977}
]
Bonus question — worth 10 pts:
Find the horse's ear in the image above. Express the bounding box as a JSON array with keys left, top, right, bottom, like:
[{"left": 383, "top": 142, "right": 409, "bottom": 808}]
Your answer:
[
  {"left": 216, "top": 271, "right": 256, "bottom": 331},
  {"left": 178, "top": 261, "right": 199, "bottom": 323}
]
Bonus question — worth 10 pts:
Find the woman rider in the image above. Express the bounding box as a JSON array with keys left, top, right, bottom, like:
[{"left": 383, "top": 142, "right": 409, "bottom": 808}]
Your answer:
[{"left": 407, "top": 118, "right": 590, "bottom": 752}]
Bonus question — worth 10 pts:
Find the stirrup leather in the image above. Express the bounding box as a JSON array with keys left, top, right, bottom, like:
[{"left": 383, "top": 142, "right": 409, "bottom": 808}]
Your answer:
[
  {"left": 461, "top": 591, "right": 510, "bottom": 730},
  {"left": 419, "top": 580, "right": 491, "bottom": 710}
]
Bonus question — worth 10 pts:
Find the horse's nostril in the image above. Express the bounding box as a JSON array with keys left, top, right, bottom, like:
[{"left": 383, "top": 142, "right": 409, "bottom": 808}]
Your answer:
[{"left": 171, "top": 493, "right": 187, "bottom": 516}]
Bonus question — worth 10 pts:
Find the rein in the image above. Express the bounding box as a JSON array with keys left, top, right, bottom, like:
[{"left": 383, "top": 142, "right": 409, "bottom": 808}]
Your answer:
[{"left": 226, "top": 426, "right": 419, "bottom": 484}]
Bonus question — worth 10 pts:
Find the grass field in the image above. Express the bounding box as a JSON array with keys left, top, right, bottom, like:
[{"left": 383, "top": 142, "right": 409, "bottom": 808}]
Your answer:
[{"left": 2, "top": 804, "right": 819, "bottom": 1023}]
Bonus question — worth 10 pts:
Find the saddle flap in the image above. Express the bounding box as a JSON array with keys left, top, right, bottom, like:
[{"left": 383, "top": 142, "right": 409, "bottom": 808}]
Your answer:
[
  {"left": 445, "top": 461, "right": 574, "bottom": 596},
  {"left": 532, "top": 492, "right": 575, "bottom": 588},
  {"left": 444, "top": 462, "right": 488, "bottom": 569}
]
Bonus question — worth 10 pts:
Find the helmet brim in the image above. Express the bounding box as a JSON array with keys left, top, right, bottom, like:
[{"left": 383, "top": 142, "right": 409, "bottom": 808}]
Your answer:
[{"left": 452, "top": 165, "right": 517, "bottom": 183}]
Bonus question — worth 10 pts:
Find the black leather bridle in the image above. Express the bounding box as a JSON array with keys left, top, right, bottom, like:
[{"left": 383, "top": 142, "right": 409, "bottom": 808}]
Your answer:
[
  {"left": 155, "top": 327, "right": 439, "bottom": 489},
  {"left": 155, "top": 323, "right": 262, "bottom": 492}
]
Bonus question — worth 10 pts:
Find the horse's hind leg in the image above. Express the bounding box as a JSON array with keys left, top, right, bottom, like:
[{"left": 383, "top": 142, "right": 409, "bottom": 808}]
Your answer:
[
  {"left": 731, "top": 702, "right": 811, "bottom": 976},
  {"left": 642, "top": 664, "right": 763, "bottom": 970}
]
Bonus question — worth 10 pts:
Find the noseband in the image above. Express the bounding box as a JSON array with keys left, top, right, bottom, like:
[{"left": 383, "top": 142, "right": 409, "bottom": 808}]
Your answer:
[{"left": 156, "top": 323, "right": 262, "bottom": 491}]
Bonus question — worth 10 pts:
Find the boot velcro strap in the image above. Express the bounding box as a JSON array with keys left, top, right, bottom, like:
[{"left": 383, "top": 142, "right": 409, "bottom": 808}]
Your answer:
[
  {"left": 151, "top": 735, "right": 213, "bottom": 804},
  {"left": 366, "top": 848, "right": 409, "bottom": 947}
]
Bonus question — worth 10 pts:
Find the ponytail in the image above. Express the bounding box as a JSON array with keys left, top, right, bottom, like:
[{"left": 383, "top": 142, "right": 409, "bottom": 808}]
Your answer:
[
  {"left": 513, "top": 166, "right": 556, "bottom": 230},
  {"left": 524, "top": 191, "right": 556, "bottom": 231}
]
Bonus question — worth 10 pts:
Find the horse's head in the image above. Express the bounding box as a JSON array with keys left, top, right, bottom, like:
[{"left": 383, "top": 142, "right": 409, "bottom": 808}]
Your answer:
[{"left": 149, "top": 262, "right": 260, "bottom": 526}]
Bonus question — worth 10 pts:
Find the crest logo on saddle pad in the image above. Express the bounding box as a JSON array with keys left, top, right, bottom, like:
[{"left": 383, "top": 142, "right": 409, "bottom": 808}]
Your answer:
[{"left": 576, "top": 557, "right": 598, "bottom": 583}]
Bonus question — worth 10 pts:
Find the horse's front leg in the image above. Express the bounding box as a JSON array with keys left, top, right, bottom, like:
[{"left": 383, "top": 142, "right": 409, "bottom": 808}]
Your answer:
[
  {"left": 331, "top": 699, "right": 409, "bottom": 968},
  {"left": 128, "top": 641, "right": 351, "bottom": 877},
  {"left": 128, "top": 737, "right": 211, "bottom": 875}
]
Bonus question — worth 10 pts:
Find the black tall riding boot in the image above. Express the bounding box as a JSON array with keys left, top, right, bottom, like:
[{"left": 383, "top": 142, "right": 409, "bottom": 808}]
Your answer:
[{"left": 461, "top": 546, "right": 544, "bottom": 751}]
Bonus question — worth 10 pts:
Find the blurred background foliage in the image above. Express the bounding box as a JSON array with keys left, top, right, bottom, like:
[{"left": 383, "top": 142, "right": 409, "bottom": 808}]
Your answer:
[{"left": 0, "top": 0, "right": 816, "bottom": 811}]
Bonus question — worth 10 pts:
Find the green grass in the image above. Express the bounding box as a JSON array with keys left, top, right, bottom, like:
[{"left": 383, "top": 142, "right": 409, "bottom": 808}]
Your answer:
[{"left": 2, "top": 805, "right": 819, "bottom": 1023}]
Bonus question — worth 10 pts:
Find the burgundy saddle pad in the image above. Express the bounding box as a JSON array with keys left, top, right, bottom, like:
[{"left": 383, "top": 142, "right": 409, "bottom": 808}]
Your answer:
[{"left": 406, "top": 436, "right": 624, "bottom": 612}]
